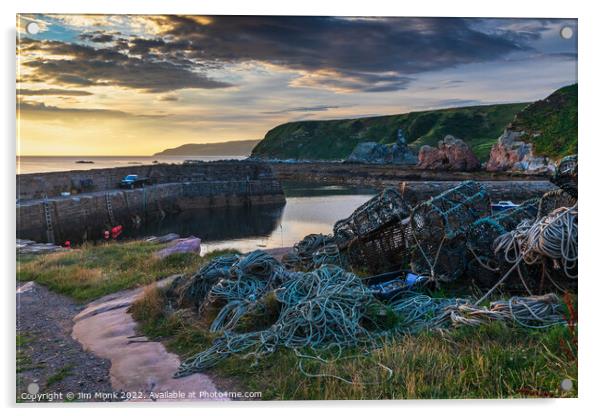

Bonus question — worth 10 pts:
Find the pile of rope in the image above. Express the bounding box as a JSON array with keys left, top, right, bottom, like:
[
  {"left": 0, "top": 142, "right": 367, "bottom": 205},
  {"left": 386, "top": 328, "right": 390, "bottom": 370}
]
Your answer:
[
  {"left": 471, "top": 204, "right": 578, "bottom": 304},
  {"left": 204, "top": 250, "right": 285, "bottom": 332},
  {"left": 389, "top": 293, "right": 565, "bottom": 331},
  {"left": 171, "top": 253, "right": 239, "bottom": 310},
  {"left": 175, "top": 264, "right": 375, "bottom": 377},
  {"left": 282, "top": 233, "right": 338, "bottom": 270}
]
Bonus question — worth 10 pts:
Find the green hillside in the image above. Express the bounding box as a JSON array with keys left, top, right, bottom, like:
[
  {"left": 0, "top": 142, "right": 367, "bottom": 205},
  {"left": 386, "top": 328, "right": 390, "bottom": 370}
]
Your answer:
[
  {"left": 251, "top": 102, "right": 529, "bottom": 161},
  {"left": 508, "top": 84, "right": 577, "bottom": 159}
]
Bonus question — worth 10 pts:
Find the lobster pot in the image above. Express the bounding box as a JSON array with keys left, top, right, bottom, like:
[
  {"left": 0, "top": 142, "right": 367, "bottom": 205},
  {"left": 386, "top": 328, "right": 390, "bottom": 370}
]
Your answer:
[
  {"left": 344, "top": 219, "right": 410, "bottom": 274},
  {"left": 465, "top": 199, "right": 539, "bottom": 287},
  {"left": 334, "top": 188, "right": 410, "bottom": 249},
  {"left": 333, "top": 187, "right": 411, "bottom": 274},
  {"left": 551, "top": 155, "right": 577, "bottom": 199},
  {"left": 538, "top": 189, "right": 577, "bottom": 219},
  {"left": 409, "top": 181, "right": 490, "bottom": 281},
  {"left": 467, "top": 198, "right": 539, "bottom": 258}
]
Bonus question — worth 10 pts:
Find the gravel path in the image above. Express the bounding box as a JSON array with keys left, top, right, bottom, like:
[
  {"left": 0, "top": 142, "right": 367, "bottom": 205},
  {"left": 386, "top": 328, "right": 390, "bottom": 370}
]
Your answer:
[{"left": 16, "top": 282, "right": 115, "bottom": 402}]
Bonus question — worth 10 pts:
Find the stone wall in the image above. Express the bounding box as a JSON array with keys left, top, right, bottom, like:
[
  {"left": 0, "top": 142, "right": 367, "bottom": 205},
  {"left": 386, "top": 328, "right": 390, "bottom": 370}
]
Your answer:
[
  {"left": 17, "top": 161, "right": 276, "bottom": 200},
  {"left": 17, "top": 180, "right": 285, "bottom": 243}
]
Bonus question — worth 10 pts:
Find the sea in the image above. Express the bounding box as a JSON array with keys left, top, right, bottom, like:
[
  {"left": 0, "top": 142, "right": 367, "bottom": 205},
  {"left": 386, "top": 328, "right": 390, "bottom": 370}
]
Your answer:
[
  {"left": 16, "top": 156, "right": 376, "bottom": 253},
  {"left": 16, "top": 155, "right": 245, "bottom": 174}
]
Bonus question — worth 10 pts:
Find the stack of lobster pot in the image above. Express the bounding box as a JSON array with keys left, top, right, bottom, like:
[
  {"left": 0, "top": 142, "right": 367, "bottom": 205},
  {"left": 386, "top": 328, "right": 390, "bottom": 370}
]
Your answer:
[{"left": 408, "top": 181, "right": 491, "bottom": 282}]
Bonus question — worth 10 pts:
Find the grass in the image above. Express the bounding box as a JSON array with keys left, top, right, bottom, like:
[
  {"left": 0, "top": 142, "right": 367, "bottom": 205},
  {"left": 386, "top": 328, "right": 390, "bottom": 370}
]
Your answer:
[
  {"left": 131, "top": 285, "right": 578, "bottom": 400},
  {"left": 510, "top": 84, "right": 577, "bottom": 159},
  {"left": 16, "top": 240, "right": 211, "bottom": 302}
]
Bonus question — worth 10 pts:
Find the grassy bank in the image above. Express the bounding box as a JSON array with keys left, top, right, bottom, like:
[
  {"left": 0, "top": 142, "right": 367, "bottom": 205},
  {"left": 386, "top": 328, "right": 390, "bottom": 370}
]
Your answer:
[
  {"left": 16, "top": 241, "right": 209, "bottom": 302},
  {"left": 131, "top": 284, "right": 578, "bottom": 400}
]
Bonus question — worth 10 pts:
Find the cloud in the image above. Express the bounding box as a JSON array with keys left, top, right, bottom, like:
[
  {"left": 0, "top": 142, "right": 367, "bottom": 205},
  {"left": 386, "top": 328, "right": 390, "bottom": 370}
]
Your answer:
[
  {"left": 18, "top": 38, "right": 232, "bottom": 93},
  {"left": 17, "top": 101, "right": 130, "bottom": 121},
  {"left": 144, "top": 16, "right": 529, "bottom": 92},
  {"left": 17, "top": 88, "right": 93, "bottom": 96},
  {"left": 158, "top": 94, "right": 179, "bottom": 101},
  {"left": 19, "top": 16, "right": 549, "bottom": 95},
  {"left": 262, "top": 105, "right": 341, "bottom": 114},
  {"left": 79, "top": 31, "right": 118, "bottom": 43}
]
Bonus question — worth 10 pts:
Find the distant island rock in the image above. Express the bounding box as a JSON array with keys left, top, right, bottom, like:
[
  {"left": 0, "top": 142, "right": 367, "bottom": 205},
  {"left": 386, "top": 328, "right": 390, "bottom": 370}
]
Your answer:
[{"left": 153, "top": 140, "right": 260, "bottom": 156}]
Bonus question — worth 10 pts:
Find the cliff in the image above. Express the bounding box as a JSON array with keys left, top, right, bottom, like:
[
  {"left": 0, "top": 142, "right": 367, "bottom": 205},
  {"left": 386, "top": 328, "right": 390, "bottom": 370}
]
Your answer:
[
  {"left": 251, "top": 103, "right": 528, "bottom": 161},
  {"left": 154, "top": 139, "right": 260, "bottom": 156},
  {"left": 486, "top": 84, "right": 577, "bottom": 173}
]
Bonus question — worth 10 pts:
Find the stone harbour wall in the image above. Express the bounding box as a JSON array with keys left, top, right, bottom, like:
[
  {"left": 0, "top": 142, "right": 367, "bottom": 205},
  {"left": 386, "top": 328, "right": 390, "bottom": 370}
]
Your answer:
[
  {"left": 16, "top": 160, "right": 285, "bottom": 243},
  {"left": 17, "top": 180, "right": 285, "bottom": 244},
  {"left": 17, "top": 161, "right": 276, "bottom": 201}
]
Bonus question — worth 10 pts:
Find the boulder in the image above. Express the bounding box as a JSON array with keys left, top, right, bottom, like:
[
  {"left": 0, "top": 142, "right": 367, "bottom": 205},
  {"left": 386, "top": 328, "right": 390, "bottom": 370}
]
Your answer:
[
  {"left": 346, "top": 129, "right": 418, "bottom": 165},
  {"left": 155, "top": 237, "right": 201, "bottom": 259},
  {"left": 486, "top": 129, "right": 555, "bottom": 174},
  {"left": 417, "top": 135, "right": 480, "bottom": 171}
]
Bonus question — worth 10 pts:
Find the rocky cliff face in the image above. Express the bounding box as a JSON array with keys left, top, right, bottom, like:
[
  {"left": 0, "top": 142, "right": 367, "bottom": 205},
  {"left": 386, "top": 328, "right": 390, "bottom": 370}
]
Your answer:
[
  {"left": 485, "top": 129, "right": 555, "bottom": 174},
  {"left": 417, "top": 135, "right": 480, "bottom": 171}
]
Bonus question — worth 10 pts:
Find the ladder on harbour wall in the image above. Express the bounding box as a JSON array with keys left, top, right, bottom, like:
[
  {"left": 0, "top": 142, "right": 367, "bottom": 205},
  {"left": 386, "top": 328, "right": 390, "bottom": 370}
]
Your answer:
[
  {"left": 105, "top": 192, "right": 116, "bottom": 226},
  {"left": 42, "top": 196, "right": 55, "bottom": 244}
]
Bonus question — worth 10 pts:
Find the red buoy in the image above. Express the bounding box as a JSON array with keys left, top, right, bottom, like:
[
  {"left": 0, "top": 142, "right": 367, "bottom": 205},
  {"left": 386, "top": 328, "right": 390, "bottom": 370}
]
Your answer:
[{"left": 111, "top": 225, "right": 123, "bottom": 239}]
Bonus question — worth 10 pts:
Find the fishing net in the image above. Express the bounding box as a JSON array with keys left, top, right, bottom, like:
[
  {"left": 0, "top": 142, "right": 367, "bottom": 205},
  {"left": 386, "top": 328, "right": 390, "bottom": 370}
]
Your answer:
[
  {"left": 551, "top": 155, "right": 577, "bottom": 199},
  {"left": 334, "top": 188, "right": 411, "bottom": 273},
  {"left": 408, "top": 181, "right": 490, "bottom": 282}
]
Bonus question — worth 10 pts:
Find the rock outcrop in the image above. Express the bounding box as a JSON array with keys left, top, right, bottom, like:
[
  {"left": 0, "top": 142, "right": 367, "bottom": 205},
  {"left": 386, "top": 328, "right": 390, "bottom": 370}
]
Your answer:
[
  {"left": 346, "top": 130, "right": 418, "bottom": 165},
  {"left": 417, "top": 135, "right": 480, "bottom": 171},
  {"left": 486, "top": 129, "right": 555, "bottom": 174}
]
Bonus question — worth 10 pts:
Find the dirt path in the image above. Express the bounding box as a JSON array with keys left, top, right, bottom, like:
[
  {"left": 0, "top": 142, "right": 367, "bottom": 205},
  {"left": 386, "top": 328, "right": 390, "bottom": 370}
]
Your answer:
[
  {"left": 72, "top": 280, "right": 228, "bottom": 402},
  {"left": 16, "top": 282, "right": 114, "bottom": 402}
]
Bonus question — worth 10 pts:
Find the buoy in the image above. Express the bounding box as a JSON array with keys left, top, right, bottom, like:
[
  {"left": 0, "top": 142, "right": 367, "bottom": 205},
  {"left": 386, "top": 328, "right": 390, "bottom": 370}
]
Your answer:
[
  {"left": 104, "top": 230, "right": 110, "bottom": 240},
  {"left": 111, "top": 225, "right": 123, "bottom": 239},
  {"left": 64, "top": 240, "right": 71, "bottom": 249}
]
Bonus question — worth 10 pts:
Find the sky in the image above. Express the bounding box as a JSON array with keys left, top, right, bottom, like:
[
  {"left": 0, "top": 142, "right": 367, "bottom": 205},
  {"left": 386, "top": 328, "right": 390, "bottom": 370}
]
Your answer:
[{"left": 16, "top": 15, "right": 577, "bottom": 156}]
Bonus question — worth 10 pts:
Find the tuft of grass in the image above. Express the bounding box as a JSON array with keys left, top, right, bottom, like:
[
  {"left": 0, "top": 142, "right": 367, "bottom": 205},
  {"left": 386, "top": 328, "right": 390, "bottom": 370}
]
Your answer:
[{"left": 16, "top": 241, "right": 212, "bottom": 302}]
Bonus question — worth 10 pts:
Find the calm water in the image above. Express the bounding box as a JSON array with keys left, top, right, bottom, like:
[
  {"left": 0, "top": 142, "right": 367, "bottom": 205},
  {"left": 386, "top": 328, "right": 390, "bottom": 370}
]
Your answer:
[
  {"left": 17, "top": 155, "right": 245, "bottom": 174},
  {"left": 126, "top": 182, "right": 376, "bottom": 254}
]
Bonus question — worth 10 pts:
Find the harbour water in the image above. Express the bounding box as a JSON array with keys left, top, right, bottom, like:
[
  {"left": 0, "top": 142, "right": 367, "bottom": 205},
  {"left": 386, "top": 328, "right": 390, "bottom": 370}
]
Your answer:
[{"left": 124, "top": 182, "right": 376, "bottom": 254}]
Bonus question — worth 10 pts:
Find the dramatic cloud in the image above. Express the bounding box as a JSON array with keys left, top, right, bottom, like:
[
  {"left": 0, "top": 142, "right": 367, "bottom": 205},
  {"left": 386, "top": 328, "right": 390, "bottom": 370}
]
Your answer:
[
  {"left": 141, "top": 16, "right": 528, "bottom": 92},
  {"left": 18, "top": 38, "right": 232, "bottom": 93},
  {"left": 19, "top": 16, "right": 560, "bottom": 94}
]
